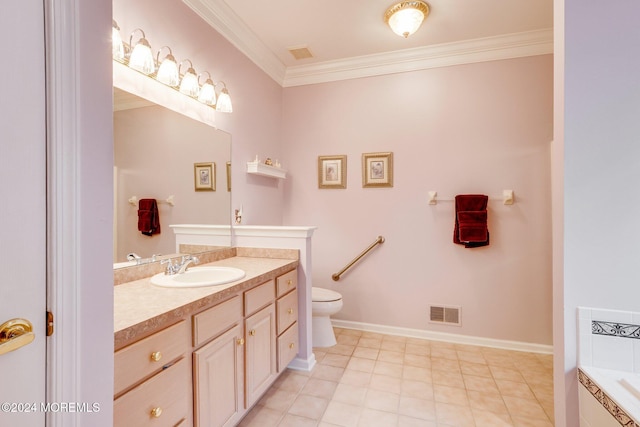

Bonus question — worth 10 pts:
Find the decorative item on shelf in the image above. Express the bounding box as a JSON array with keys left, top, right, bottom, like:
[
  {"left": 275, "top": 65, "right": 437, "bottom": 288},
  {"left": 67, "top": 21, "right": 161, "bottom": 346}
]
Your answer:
[
  {"left": 318, "top": 155, "right": 347, "bottom": 189},
  {"left": 111, "top": 19, "right": 233, "bottom": 112},
  {"left": 265, "top": 158, "right": 273, "bottom": 166},
  {"left": 274, "top": 160, "right": 281, "bottom": 168},
  {"left": 246, "top": 160, "right": 287, "bottom": 179},
  {"left": 362, "top": 152, "right": 393, "bottom": 188},
  {"left": 384, "top": 1, "right": 430, "bottom": 38}
]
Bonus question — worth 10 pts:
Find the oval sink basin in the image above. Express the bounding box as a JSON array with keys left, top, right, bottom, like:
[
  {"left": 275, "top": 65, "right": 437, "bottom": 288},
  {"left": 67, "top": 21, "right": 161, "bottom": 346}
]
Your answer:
[{"left": 150, "top": 266, "right": 246, "bottom": 288}]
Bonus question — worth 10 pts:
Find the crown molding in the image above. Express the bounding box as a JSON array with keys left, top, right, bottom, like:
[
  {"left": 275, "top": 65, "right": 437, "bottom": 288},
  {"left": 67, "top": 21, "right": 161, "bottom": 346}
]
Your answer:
[
  {"left": 183, "top": 0, "right": 553, "bottom": 88},
  {"left": 183, "top": 0, "right": 288, "bottom": 85},
  {"left": 283, "top": 29, "right": 553, "bottom": 87}
]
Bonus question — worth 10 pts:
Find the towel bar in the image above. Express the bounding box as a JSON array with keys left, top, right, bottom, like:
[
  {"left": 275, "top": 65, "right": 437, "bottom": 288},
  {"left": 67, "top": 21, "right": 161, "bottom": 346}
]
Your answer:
[
  {"left": 128, "top": 195, "right": 175, "bottom": 207},
  {"left": 428, "top": 190, "right": 514, "bottom": 205}
]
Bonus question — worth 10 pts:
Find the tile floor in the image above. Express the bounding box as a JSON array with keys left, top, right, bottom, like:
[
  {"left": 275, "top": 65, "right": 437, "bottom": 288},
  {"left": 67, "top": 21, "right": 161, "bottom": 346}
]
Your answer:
[{"left": 239, "top": 328, "right": 554, "bottom": 427}]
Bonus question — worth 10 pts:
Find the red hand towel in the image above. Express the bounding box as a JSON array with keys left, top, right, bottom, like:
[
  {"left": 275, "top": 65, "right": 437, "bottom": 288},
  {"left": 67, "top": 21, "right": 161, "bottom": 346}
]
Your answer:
[
  {"left": 138, "top": 199, "right": 161, "bottom": 236},
  {"left": 454, "top": 195, "right": 489, "bottom": 248}
]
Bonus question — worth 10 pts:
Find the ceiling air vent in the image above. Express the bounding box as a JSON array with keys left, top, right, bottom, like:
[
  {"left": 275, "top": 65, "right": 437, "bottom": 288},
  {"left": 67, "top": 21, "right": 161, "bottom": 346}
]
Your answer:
[
  {"left": 429, "top": 305, "right": 461, "bottom": 326},
  {"left": 288, "top": 46, "right": 314, "bottom": 60}
]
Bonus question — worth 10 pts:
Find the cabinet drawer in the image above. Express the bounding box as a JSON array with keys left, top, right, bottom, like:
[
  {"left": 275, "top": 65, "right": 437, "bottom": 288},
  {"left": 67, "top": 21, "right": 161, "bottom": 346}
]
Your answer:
[
  {"left": 193, "top": 295, "right": 243, "bottom": 347},
  {"left": 276, "top": 269, "right": 297, "bottom": 297},
  {"left": 277, "top": 323, "right": 299, "bottom": 372},
  {"left": 276, "top": 289, "right": 298, "bottom": 335},
  {"left": 114, "top": 321, "right": 189, "bottom": 396},
  {"left": 244, "top": 280, "right": 275, "bottom": 315},
  {"left": 114, "top": 357, "right": 190, "bottom": 427}
]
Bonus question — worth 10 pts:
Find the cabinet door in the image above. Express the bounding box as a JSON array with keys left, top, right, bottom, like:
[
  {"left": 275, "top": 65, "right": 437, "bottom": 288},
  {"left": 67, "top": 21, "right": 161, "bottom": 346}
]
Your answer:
[
  {"left": 245, "top": 303, "right": 277, "bottom": 407},
  {"left": 193, "top": 324, "right": 245, "bottom": 427}
]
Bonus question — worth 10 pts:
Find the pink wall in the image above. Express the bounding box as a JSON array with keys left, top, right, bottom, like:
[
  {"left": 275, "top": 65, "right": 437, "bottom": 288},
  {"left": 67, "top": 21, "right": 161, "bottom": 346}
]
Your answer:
[
  {"left": 114, "top": 0, "right": 286, "bottom": 226},
  {"left": 114, "top": 105, "right": 231, "bottom": 261},
  {"left": 282, "top": 56, "right": 554, "bottom": 345}
]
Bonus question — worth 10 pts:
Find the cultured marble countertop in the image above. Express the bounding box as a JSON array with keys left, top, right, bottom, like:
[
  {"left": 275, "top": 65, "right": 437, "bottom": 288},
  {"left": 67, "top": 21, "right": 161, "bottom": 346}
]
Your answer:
[
  {"left": 114, "top": 256, "right": 298, "bottom": 350},
  {"left": 579, "top": 365, "right": 640, "bottom": 426}
]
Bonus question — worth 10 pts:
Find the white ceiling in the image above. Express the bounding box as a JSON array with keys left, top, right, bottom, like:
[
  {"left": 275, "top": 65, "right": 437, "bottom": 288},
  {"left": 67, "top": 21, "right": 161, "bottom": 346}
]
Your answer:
[{"left": 183, "top": 0, "right": 554, "bottom": 87}]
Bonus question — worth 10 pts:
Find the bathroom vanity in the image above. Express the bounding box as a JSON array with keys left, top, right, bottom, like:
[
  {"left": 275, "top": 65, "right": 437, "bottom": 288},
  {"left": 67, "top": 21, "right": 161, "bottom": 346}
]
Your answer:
[{"left": 113, "top": 249, "right": 299, "bottom": 427}]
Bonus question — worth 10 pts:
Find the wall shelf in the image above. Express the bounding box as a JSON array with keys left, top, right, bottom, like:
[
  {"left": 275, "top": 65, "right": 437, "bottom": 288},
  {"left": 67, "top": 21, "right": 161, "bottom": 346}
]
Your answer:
[{"left": 246, "top": 161, "right": 287, "bottom": 179}]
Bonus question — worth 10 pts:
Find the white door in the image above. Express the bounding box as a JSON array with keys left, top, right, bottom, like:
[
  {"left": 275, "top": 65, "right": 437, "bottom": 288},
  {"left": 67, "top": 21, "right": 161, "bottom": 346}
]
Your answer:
[{"left": 0, "top": 2, "right": 47, "bottom": 426}]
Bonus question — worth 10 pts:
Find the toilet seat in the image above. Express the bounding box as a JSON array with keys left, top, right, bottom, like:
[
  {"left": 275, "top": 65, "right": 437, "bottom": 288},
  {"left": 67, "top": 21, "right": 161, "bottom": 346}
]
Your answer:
[{"left": 312, "top": 287, "right": 342, "bottom": 302}]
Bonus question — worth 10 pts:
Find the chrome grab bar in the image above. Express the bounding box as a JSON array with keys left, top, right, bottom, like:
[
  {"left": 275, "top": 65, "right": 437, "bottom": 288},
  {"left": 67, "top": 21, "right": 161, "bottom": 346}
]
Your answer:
[{"left": 332, "top": 236, "right": 385, "bottom": 281}]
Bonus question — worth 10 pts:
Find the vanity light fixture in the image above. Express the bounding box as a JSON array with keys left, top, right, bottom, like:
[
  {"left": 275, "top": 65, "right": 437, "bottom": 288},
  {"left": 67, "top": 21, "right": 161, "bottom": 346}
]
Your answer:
[
  {"left": 215, "top": 82, "right": 233, "bottom": 113},
  {"left": 178, "top": 59, "right": 199, "bottom": 97},
  {"left": 155, "top": 46, "right": 179, "bottom": 87},
  {"left": 112, "top": 20, "right": 125, "bottom": 62},
  {"left": 197, "top": 71, "right": 217, "bottom": 106},
  {"left": 128, "top": 28, "right": 155, "bottom": 74},
  {"left": 384, "top": 1, "right": 430, "bottom": 38}
]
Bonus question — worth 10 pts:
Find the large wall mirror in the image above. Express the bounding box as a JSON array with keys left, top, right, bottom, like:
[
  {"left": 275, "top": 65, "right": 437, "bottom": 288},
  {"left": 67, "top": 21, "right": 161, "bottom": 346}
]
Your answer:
[{"left": 113, "top": 87, "right": 231, "bottom": 266}]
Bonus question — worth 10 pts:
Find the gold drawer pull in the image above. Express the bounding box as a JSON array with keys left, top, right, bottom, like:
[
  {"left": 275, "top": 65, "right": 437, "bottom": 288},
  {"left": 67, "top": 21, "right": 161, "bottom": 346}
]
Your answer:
[
  {"left": 287, "top": 279, "right": 293, "bottom": 286},
  {"left": 249, "top": 329, "right": 256, "bottom": 336},
  {"left": 287, "top": 308, "right": 294, "bottom": 315},
  {"left": 150, "top": 407, "right": 163, "bottom": 418},
  {"left": 289, "top": 343, "right": 295, "bottom": 349},
  {"left": 150, "top": 351, "right": 162, "bottom": 362},
  {"left": 237, "top": 338, "right": 245, "bottom": 346}
]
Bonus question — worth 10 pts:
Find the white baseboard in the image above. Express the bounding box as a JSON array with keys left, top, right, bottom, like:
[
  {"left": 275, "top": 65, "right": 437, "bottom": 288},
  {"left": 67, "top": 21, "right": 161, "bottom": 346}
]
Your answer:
[
  {"left": 288, "top": 353, "right": 317, "bottom": 372},
  {"left": 331, "top": 319, "right": 553, "bottom": 355}
]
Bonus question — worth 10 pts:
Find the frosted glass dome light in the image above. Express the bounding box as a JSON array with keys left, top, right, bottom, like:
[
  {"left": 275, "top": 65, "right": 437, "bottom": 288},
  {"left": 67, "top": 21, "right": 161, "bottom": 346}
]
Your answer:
[{"left": 384, "top": 1, "right": 430, "bottom": 38}]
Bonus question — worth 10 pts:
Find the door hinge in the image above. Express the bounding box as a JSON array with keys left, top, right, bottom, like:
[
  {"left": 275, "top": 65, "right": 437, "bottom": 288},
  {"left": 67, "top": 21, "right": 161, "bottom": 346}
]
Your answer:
[{"left": 46, "top": 311, "right": 54, "bottom": 336}]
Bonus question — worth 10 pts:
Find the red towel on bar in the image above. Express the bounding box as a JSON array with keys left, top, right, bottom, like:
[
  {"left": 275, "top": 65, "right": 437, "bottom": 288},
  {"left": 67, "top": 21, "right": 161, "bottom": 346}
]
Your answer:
[
  {"left": 454, "top": 195, "right": 489, "bottom": 248},
  {"left": 138, "top": 199, "right": 161, "bottom": 236}
]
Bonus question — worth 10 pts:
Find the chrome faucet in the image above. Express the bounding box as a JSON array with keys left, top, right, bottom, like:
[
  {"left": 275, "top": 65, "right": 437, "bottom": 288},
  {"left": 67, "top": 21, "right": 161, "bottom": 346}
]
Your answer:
[
  {"left": 177, "top": 255, "right": 199, "bottom": 274},
  {"left": 160, "top": 258, "right": 179, "bottom": 275}
]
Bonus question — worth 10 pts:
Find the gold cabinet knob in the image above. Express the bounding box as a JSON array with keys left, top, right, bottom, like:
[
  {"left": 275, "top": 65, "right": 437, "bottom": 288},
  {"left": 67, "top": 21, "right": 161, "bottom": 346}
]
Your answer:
[
  {"left": 237, "top": 338, "right": 245, "bottom": 346},
  {"left": 287, "top": 279, "right": 293, "bottom": 286},
  {"left": 287, "top": 308, "right": 294, "bottom": 315},
  {"left": 150, "top": 407, "right": 162, "bottom": 418},
  {"left": 289, "top": 343, "right": 295, "bottom": 349},
  {"left": 249, "top": 329, "right": 256, "bottom": 336},
  {"left": 150, "top": 351, "right": 162, "bottom": 362}
]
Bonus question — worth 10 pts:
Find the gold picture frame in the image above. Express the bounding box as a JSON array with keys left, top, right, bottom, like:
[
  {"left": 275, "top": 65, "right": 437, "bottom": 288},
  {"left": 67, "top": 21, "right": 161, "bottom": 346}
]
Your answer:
[
  {"left": 194, "top": 162, "right": 215, "bottom": 191},
  {"left": 362, "top": 152, "right": 393, "bottom": 188},
  {"left": 318, "top": 155, "right": 347, "bottom": 189}
]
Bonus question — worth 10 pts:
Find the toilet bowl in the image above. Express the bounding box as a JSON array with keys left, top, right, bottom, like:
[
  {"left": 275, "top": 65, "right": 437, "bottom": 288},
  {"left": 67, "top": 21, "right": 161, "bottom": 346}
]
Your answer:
[{"left": 311, "top": 287, "right": 343, "bottom": 348}]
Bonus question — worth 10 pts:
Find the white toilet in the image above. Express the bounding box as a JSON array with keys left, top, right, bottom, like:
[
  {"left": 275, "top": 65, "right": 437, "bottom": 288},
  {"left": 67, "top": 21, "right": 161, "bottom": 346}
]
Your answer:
[{"left": 311, "top": 287, "right": 343, "bottom": 348}]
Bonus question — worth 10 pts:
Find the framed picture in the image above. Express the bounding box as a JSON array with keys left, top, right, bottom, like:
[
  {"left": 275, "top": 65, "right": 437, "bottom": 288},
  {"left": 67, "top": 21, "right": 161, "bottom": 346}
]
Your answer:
[
  {"left": 194, "top": 162, "right": 215, "bottom": 191},
  {"left": 362, "top": 152, "right": 393, "bottom": 188},
  {"left": 226, "top": 161, "right": 231, "bottom": 192},
  {"left": 318, "top": 155, "right": 347, "bottom": 189}
]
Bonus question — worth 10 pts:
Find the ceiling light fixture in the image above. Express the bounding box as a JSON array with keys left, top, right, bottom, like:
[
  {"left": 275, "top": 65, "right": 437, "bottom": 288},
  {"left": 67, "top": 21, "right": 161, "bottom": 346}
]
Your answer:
[
  {"left": 155, "top": 46, "right": 179, "bottom": 87},
  {"left": 215, "top": 82, "right": 233, "bottom": 113},
  {"left": 384, "top": 1, "right": 430, "bottom": 38},
  {"left": 128, "top": 28, "right": 155, "bottom": 75}
]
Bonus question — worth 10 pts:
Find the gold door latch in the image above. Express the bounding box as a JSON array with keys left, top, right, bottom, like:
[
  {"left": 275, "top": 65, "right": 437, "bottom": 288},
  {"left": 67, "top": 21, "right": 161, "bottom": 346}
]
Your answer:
[{"left": 0, "top": 318, "right": 35, "bottom": 356}]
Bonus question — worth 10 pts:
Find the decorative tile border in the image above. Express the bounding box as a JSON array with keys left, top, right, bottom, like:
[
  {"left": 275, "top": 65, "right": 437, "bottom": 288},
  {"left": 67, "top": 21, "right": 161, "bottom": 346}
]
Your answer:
[
  {"left": 578, "top": 368, "right": 639, "bottom": 427},
  {"left": 592, "top": 321, "right": 640, "bottom": 339}
]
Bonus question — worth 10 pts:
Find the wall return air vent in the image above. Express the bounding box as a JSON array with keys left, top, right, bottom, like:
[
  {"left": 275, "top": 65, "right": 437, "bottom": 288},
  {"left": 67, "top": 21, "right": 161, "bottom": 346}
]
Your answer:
[{"left": 429, "top": 305, "right": 461, "bottom": 326}]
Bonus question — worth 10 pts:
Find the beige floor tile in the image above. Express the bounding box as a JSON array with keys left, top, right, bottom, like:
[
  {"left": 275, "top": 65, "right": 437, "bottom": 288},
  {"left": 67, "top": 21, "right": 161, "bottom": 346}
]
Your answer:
[
  {"left": 467, "top": 389, "right": 509, "bottom": 415},
  {"left": 431, "top": 370, "right": 465, "bottom": 388},
  {"left": 400, "top": 378, "right": 434, "bottom": 400},
  {"left": 238, "top": 405, "right": 283, "bottom": 427},
  {"left": 404, "top": 353, "right": 431, "bottom": 368},
  {"left": 379, "top": 350, "right": 405, "bottom": 364},
  {"left": 402, "top": 365, "right": 432, "bottom": 383},
  {"left": 398, "top": 396, "right": 437, "bottom": 421},
  {"left": 259, "top": 387, "right": 299, "bottom": 412},
  {"left": 358, "top": 337, "right": 383, "bottom": 349},
  {"left": 340, "top": 369, "right": 372, "bottom": 387},
  {"left": 433, "top": 384, "right": 469, "bottom": 406},
  {"left": 346, "top": 357, "right": 376, "bottom": 373},
  {"left": 460, "top": 361, "right": 492, "bottom": 378},
  {"left": 352, "top": 347, "right": 379, "bottom": 360},
  {"left": 502, "top": 396, "right": 550, "bottom": 421},
  {"left": 457, "top": 350, "right": 487, "bottom": 364},
  {"left": 321, "top": 353, "right": 351, "bottom": 368},
  {"left": 361, "top": 331, "right": 385, "bottom": 339},
  {"left": 430, "top": 347, "right": 458, "bottom": 361},
  {"left": 472, "top": 408, "right": 514, "bottom": 427},
  {"left": 278, "top": 413, "right": 319, "bottom": 427},
  {"left": 495, "top": 379, "right": 536, "bottom": 399},
  {"left": 405, "top": 343, "right": 431, "bottom": 356},
  {"left": 288, "top": 394, "right": 330, "bottom": 420},
  {"left": 321, "top": 401, "right": 362, "bottom": 427},
  {"left": 397, "top": 415, "right": 437, "bottom": 427},
  {"left": 337, "top": 334, "right": 360, "bottom": 346},
  {"left": 435, "top": 402, "right": 476, "bottom": 426},
  {"left": 491, "top": 366, "right": 526, "bottom": 382},
  {"left": 374, "top": 360, "right": 404, "bottom": 378},
  {"left": 381, "top": 340, "right": 407, "bottom": 352},
  {"left": 463, "top": 374, "right": 500, "bottom": 394},
  {"left": 332, "top": 383, "right": 368, "bottom": 406},
  {"left": 275, "top": 371, "right": 310, "bottom": 393},
  {"left": 301, "top": 378, "right": 339, "bottom": 400},
  {"left": 338, "top": 328, "right": 363, "bottom": 337},
  {"left": 358, "top": 408, "right": 399, "bottom": 427},
  {"left": 364, "top": 389, "right": 400, "bottom": 412},
  {"left": 431, "top": 357, "right": 461, "bottom": 372},
  {"left": 327, "top": 344, "right": 356, "bottom": 356},
  {"left": 312, "top": 364, "right": 346, "bottom": 382},
  {"left": 370, "top": 373, "right": 403, "bottom": 394},
  {"left": 511, "top": 417, "right": 554, "bottom": 427}
]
